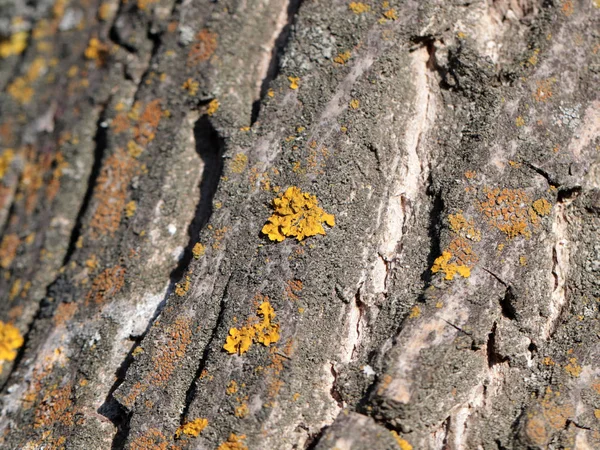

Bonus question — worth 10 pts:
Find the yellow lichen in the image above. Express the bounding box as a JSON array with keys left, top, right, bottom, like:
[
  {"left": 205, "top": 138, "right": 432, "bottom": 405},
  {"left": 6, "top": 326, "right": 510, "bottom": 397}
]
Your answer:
[
  {"left": 390, "top": 431, "right": 413, "bottom": 450},
  {"left": 0, "top": 321, "right": 24, "bottom": 365},
  {"left": 217, "top": 434, "right": 247, "bottom": 450},
  {"left": 532, "top": 198, "right": 552, "bottom": 216},
  {"left": 408, "top": 306, "right": 421, "bottom": 319},
  {"left": 234, "top": 403, "right": 249, "bottom": 418},
  {"left": 288, "top": 76, "right": 300, "bottom": 90},
  {"left": 349, "top": 99, "right": 360, "bottom": 109},
  {"left": 262, "top": 186, "right": 335, "bottom": 242},
  {"left": 175, "top": 275, "right": 191, "bottom": 297},
  {"left": 192, "top": 243, "right": 205, "bottom": 259},
  {"left": 226, "top": 380, "right": 239, "bottom": 395},
  {"left": 223, "top": 301, "right": 280, "bottom": 355},
  {"left": 175, "top": 417, "right": 208, "bottom": 439},
  {"left": 125, "top": 201, "right": 136, "bottom": 218},
  {"left": 431, "top": 251, "right": 471, "bottom": 281},
  {"left": 0, "top": 31, "right": 28, "bottom": 58},
  {"left": 0, "top": 149, "right": 15, "bottom": 179},
  {"left": 448, "top": 213, "right": 481, "bottom": 241},
  {"left": 84, "top": 38, "right": 109, "bottom": 65},
  {"left": 207, "top": 99, "right": 220, "bottom": 116},
  {"left": 333, "top": 50, "right": 351, "bottom": 64},
  {"left": 230, "top": 153, "right": 248, "bottom": 174},
  {"left": 7, "top": 77, "right": 34, "bottom": 104},
  {"left": 515, "top": 116, "right": 525, "bottom": 127},
  {"left": 349, "top": 2, "right": 370, "bottom": 14},
  {"left": 564, "top": 357, "right": 582, "bottom": 377},
  {"left": 182, "top": 78, "right": 199, "bottom": 96}
]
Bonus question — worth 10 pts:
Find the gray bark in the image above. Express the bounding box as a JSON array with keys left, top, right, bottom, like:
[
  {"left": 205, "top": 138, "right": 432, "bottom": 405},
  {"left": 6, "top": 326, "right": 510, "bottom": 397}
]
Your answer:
[{"left": 0, "top": 0, "right": 598, "bottom": 449}]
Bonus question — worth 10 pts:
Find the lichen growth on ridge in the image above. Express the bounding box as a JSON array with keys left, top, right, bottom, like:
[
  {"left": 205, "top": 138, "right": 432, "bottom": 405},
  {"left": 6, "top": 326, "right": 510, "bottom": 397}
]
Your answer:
[{"left": 262, "top": 186, "right": 335, "bottom": 242}]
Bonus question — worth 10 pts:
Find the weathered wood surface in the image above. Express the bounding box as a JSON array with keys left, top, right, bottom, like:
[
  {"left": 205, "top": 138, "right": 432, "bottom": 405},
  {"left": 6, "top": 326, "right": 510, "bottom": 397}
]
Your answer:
[{"left": 0, "top": 0, "right": 598, "bottom": 449}]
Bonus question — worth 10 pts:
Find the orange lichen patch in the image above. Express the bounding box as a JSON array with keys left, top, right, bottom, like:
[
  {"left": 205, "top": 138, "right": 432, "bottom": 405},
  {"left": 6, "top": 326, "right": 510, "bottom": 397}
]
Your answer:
[
  {"left": 334, "top": 50, "right": 351, "bottom": 64},
  {"left": 0, "top": 31, "right": 28, "bottom": 58},
  {"left": 408, "top": 306, "right": 421, "bottom": 319},
  {"left": 534, "top": 79, "right": 554, "bottom": 102},
  {"left": 182, "top": 78, "right": 199, "bottom": 96},
  {"left": 515, "top": 116, "right": 525, "bottom": 127},
  {"left": 217, "top": 433, "right": 248, "bottom": 450},
  {"left": 223, "top": 301, "right": 280, "bottom": 355},
  {"left": 284, "top": 279, "right": 303, "bottom": 301},
  {"left": 519, "top": 256, "right": 527, "bottom": 266},
  {"left": 262, "top": 186, "right": 335, "bottom": 242},
  {"left": 390, "top": 431, "right": 413, "bottom": 450},
  {"left": 188, "top": 29, "right": 218, "bottom": 66},
  {"left": 543, "top": 357, "right": 555, "bottom": 366},
  {"left": 431, "top": 251, "right": 471, "bottom": 281},
  {"left": 85, "top": 266, "right": 126, "bottom": 305},
  {"left": 175, "top": 418, "right": 208, "bottom": 439},
  {"left": 383, "top": 9, "right": 398, "bottom": 20},
  {"left": 288, "top": 76, "right": 300, "bottom": 90},
  {"left": 0, "top": 321, "right": 24, "bottom": 364},
  {"left": 349, "top": 99, "right": 360, "bottom": 109},
  {"left": 212, "top": 227, "right": 228, "bottom": 250},
  {"left": 53, "top": 302, "right": 78, "bottom": 327},
  {"left": 125, "top": 200, "right": 137, "bottom": 218},
  {"left": 564, "top": 357, "right": 582, "bottom": 377},
  {"left": 33, "top": 382, "right": 74, "bottom": 428},
  {"left": 175, "top": 275, "right": 191, "bottom": 296},
  {"left": 0, "top": 233, "right": 20, "bottom": 269},
  {"left": 148, "top": 318, "right": 192, "bottom": 386},
  {"left": 111, "top": 113, "right": 130, "bottom": 134},
  {"left": 84, "top": 38, "right": 109, "bottom": 65},
  {"left": 90, "top": 148, "right": 139, "bottom": 237},
  {"left": 525, "top": 416, "right": 548, "bottom": 446},
  {"left": 349, "top": 2, "right": 370, "bottom": 14},
  {"left": 532, "top": 198, "right": 552, "bottom": 216},
  {"left": 133, "top": 99, "right": 162, "bottom": 146},
  {"left": 207, "top": 99, "right": 220, "bottom": 116},
  {"left": 448, "top": 213, "right": 481, "bottom": 241},
  {"left": 192, "top": 243, "right": 206, "bottom": 259},
  {"left": 226, "top": 380, "right": 239, "bottom": 395},
  {"left": 464, "top": 170, "right": 476, "bottom": 179},
  {"left": 561, "top": 0, "right": 574, "bottom": 16},
  {"left": 478, "top": 187, "right": 541, "bottom": 239},
  {"left": 130, "top": 428, "right": 169, "bottom": 450},
  {"left": 230, "top": 153, "right": 248, "bottom": 174}
]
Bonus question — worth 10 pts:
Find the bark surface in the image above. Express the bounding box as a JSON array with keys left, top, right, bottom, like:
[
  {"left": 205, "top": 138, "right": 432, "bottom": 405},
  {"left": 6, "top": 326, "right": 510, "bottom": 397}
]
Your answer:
[{"left": 0, "top": 0, "right": 599, "bottom": 449}]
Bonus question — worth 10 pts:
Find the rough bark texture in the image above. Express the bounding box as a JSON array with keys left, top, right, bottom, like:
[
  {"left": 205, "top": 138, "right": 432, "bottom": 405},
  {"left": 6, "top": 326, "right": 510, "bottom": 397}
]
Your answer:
[{"left": 0, "top": 0, "right": 599, "bottom": 449}]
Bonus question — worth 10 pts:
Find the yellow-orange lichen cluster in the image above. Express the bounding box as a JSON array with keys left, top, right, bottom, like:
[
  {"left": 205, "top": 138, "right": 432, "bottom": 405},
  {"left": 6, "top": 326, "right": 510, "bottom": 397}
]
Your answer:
[
  {"left": 0, "top": 321, "right": 24, "bottom": 364},
  {"left": 217, "top": 433, "right": 247, "bottom": 450},
  {"left": 478, "top": 187, "right": 551, "bottom": 239},
  {"left": 262, "top": 186, "right": 335, "bottom": 242},
  {"left": 175, "top": 417, "right": 208, "bottom": 439},
  {"left": 448, "top": 213, "right": 481, "bottom": 241},
  {"left": 431, "top": 236, "right": 477, "bottom": 281},
  {"left": 223, "top": 301, "right": 280, "bottom": 355}
]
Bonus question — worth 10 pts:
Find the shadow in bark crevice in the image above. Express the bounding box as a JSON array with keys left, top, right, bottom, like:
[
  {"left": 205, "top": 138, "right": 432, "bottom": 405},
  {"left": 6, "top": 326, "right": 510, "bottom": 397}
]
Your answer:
[{"left": 170, "top": 113, "right": 224, "bottom": 281}]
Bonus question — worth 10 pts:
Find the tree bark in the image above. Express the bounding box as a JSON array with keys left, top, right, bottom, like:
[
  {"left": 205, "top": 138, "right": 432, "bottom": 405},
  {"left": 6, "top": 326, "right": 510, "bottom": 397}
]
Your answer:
[{"left": 0, "top": 0, "right": 599, "bottom": 449}]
